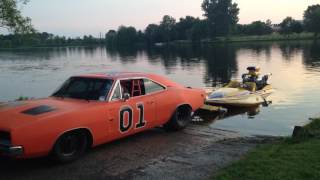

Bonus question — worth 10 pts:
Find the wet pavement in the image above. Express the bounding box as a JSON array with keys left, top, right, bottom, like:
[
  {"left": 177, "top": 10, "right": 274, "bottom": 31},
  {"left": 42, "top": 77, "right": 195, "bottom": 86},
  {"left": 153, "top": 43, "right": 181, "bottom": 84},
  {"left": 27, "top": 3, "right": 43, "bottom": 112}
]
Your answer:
[{"left": 0, "top": 122, "right": 277, "bottom": 180}]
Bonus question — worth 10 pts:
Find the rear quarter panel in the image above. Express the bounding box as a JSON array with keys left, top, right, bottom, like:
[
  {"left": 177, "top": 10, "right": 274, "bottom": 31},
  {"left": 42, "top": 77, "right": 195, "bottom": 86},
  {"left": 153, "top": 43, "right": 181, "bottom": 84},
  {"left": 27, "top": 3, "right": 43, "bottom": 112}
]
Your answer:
[
  {"left": 154, "top": 87, "right": 205, "bottom": 125},
  {"left": 178, "top": 88, "right": 206, "bottom": 112}
]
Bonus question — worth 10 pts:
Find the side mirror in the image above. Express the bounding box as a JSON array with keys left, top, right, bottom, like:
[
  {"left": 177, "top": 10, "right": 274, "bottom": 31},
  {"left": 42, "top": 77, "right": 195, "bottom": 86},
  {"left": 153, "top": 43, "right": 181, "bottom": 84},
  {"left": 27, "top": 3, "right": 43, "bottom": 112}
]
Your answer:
[{"left": 123, "top": 93, "right": 130, "bottom": 101}]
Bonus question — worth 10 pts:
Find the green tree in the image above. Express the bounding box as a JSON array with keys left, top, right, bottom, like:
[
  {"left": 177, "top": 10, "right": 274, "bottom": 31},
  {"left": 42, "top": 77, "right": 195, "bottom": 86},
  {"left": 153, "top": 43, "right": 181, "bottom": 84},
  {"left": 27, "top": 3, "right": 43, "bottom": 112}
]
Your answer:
[
  {"left": 280, "top": 17, "right": 295, "bottom": 35},
  {"left": 280, "top": 17, "right": 303, "bottom": 35},
  {"left": 190, "top": 20, "right": 208, "bottom": 42},
  {"left": 145, "top": 24, "right": 161, "bottom": 44},
  {"left": 83, "top": 35, "right": 96, "bottom": 45},
  {"left": 176, "top": 16, "right": 197, "bottom": 40},
  {"left": 0, "top": 0, "right": 34, "bottom": 33},
  {"left": 116, "top": 26, "right": 137, "bottom": 45},
  {"left": 105, "top": 30, "right": 117, "bottom": 45},
  {"left": 202, "top": 0, "right": 239, "bottom": 37},
  {"left": 160, "top": 15, "right": 176, "bottom": 42},
  {"left": 304, "top": 4, "right": 320, "bottom": 37},
  {"left": 291, "top": 21, "right": 303, "bottom": 34},
  {"left": 136, "top": 30, "right": 145, "bottom": 43},
  {"left": 241, "top": 21, "right": 273, "bottom": 35}
]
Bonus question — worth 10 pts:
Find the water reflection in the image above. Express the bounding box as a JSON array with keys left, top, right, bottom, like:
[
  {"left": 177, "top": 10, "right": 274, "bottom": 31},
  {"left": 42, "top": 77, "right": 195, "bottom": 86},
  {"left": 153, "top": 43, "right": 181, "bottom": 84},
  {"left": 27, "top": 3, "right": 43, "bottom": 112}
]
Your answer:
[
  {"left": 107, "top": 44, "right": 239, "bottom": 86},
  {"left": 202, "top": 45, "right": 237, "bottom": 86},
  {"left": 106, "top": 45, "right": 139, "bottom": 63},
  {"left": 103, "top": 41, "right": 320, "bottom": 87},
  {"left": 1, "top": 41, "right": 319, "bottom": 87},
  {"left": 194, "top": 106, "right": 262, "bottom": 125},
  {"left": 303, "top": 41, "right": 320, "bottom": 68},
  {"left": 0, "top": 48, "right": 68, "bottom": 61}
]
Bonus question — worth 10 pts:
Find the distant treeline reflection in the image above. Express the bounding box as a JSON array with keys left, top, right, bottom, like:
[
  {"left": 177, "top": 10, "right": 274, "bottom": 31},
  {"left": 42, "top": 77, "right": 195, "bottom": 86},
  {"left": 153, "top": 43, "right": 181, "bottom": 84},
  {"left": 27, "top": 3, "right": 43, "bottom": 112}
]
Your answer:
[
  {"left": 4, "top": 41, "right": 318, "bottom": 87},
  {"left": 106, "top": 41, "right": 320, "bottom": 85}
]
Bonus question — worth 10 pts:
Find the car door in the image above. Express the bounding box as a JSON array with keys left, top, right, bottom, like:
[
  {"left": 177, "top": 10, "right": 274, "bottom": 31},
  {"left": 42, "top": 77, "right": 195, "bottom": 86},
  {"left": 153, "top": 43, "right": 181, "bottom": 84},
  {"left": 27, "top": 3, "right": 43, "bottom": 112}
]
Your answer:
[
  {"left": 107, "top": 79, "right": 156, "bottom": 141},
  {"left": 143, "top": 78, "right": 176, "bottom": 126}
]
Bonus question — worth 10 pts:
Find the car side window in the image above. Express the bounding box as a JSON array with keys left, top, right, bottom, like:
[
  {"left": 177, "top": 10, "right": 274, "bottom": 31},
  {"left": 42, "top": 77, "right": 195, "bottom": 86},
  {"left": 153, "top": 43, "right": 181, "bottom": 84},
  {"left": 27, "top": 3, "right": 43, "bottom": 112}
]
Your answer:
[
  {"left": 111, "top": 83, "right": 122, "bottom": 101},
  {"left": 144, "top": 79, "right": 165, "bottom": 94},
  {"left": 120, "top": 79, "right": 146, "bottom": 97}
]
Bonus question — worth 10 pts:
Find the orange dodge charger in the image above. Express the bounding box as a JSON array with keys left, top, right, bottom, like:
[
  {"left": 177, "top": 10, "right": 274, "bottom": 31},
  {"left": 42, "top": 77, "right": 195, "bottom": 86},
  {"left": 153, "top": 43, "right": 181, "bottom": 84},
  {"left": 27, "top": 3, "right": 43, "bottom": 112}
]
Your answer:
[{"left": 0, "top": 72, "right": 205, "bottom": 162}]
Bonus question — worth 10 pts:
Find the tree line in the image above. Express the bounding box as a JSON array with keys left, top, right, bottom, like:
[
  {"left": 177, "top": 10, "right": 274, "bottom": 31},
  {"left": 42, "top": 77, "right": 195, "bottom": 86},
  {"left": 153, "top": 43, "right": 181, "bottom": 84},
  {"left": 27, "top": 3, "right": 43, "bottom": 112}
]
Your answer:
[
  {"left": 1, "top": 0, "right": 320, "bottom": 48},
  {"left": 105, "top": 1, "right": 320, "bottom": 45},
  {"left": 0, "top": 33, "right": 104, "bottom": 48},
  {"left": 106, "top": 3, "right": 320, "bottom": 45}
]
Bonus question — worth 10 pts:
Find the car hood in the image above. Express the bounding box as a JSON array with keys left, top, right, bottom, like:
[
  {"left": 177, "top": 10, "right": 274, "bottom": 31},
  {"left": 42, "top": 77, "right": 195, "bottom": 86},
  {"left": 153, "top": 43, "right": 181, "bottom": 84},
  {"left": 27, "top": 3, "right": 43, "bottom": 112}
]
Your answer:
[{"left": 0, "top": 97, "right": 92, "bottom": 131}]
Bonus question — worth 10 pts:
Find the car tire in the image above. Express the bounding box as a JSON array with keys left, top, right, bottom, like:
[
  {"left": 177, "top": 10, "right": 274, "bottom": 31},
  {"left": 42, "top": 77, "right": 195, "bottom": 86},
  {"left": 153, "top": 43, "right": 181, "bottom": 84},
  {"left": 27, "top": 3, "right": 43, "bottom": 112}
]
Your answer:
[
  {"left": 51, "top": 130, "right": 88, "bottom": 163},
  {"left": 164, "top": 106, "right": 192, "bottom": 131}
]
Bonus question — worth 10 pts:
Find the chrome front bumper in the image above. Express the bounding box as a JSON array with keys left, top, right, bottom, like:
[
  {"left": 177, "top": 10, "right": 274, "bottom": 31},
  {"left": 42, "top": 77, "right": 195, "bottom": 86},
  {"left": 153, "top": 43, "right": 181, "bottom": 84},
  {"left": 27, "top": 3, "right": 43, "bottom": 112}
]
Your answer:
[{"left": 0, "top": 144, "right": 24, "bottom": 156}]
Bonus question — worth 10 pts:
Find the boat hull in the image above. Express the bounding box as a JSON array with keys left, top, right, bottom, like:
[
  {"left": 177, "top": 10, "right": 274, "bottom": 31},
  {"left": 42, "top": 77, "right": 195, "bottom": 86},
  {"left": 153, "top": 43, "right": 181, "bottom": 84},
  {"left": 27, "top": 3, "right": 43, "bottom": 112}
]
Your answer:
[{"left": 206, "top": 85, "right": 274, "bottom": 107}]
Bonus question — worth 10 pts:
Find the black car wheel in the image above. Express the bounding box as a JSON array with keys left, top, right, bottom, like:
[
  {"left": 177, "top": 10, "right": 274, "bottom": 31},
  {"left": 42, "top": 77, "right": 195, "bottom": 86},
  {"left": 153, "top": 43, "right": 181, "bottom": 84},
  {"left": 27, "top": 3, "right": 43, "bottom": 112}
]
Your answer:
[
  {"left": 164, "top": 106, "right": 192, "bottom": 131},
  {"left": 51, "top": 130, "right": 88, "bottom": 163}
]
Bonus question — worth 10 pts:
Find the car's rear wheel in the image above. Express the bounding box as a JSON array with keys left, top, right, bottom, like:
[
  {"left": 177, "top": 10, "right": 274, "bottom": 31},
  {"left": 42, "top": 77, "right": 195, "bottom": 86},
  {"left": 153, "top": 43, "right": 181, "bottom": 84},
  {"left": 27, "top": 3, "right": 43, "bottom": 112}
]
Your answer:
[
  {"left": 51, "top": 130, "right": 88, "bottom": 163},
  {"left": 164, "top": 105, "right": 192, "bottom": 131}
]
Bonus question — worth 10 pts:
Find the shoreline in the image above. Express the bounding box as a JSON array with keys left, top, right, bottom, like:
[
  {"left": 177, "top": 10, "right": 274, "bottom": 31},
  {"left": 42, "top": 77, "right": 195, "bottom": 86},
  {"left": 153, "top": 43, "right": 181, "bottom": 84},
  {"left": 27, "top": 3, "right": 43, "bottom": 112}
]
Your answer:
[
  {"left": 0, "top": 123, "right": 279, "bottom": 180},
  {"left": 0, "top": 33, "right": 319, "bottom": 50},
  {"left": 172, "top": 32, "right": 319, "bottom": 45}
]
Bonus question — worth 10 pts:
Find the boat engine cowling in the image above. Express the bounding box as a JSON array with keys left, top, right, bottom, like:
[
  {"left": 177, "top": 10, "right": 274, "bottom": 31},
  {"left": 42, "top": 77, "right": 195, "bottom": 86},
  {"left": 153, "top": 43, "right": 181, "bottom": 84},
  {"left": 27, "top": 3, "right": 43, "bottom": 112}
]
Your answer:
[{"left": 208, "top": 88, "right": 250, "bottom": 99}]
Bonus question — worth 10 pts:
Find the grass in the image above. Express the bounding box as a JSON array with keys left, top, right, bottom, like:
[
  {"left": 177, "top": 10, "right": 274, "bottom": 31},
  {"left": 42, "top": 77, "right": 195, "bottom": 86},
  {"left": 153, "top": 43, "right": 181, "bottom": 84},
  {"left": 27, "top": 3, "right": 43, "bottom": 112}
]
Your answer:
[
  {"left": 214, "top": 33, "right": 317, "bottom": 43},
  {"left": 172, "top": 33, "right": 319, "bottom": 45},
  {"left": 214, "top": 119, "right": 320, "bottom": 180}
]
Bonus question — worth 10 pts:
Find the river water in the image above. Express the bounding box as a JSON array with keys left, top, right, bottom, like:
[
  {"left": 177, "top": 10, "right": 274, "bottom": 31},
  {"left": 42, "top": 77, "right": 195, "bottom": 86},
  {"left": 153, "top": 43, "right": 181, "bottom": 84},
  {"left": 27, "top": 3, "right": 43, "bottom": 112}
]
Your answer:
[{"left": 1, "top": 41, "right": 320, "bottom": 136}]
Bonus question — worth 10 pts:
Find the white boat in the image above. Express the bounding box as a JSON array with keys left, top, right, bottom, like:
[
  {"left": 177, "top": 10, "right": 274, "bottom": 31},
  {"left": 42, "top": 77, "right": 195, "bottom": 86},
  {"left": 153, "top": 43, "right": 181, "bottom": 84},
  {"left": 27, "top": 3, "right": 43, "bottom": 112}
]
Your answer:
[{"left": 206, "top": 67, "right": 274, "bottom": 107}]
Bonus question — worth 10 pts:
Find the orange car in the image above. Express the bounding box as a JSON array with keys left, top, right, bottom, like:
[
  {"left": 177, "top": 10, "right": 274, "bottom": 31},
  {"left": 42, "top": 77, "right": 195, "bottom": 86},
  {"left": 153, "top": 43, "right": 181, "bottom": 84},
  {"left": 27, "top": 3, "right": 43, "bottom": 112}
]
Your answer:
[{"left": 0, "top": 72, "right": 205, "bottom": 162}]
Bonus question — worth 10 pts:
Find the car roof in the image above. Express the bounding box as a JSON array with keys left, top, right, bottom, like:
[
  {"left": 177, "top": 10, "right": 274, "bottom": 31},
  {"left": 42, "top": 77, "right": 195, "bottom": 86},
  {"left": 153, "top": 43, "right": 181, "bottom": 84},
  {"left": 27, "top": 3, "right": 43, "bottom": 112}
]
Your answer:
[
  {"left": 74, "top": 72, "right": 183, "bottom": 87},
  {"left": 77, "top": 72, "right": 147, "bottom": 79}
]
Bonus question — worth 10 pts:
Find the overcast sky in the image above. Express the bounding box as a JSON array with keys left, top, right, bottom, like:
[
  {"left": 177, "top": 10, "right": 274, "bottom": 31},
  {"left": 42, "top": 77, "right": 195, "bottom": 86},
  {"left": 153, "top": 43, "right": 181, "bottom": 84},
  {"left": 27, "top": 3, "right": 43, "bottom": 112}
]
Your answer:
[{"left": 18, "top": 0, "right": 320, "bottom": 37}]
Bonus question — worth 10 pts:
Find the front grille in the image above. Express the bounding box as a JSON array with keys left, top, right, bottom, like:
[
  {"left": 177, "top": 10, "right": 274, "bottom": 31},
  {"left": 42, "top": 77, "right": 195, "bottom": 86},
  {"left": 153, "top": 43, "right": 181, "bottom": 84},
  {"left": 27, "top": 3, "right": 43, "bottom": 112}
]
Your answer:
[{"left": 0, "top": 131, "right": 11, "bottom": 145}]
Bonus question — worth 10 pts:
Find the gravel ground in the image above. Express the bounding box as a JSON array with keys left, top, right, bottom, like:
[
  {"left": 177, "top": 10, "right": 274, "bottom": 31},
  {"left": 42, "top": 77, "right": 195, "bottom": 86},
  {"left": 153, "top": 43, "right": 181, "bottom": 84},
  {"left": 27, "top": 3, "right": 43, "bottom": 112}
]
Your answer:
[{"left": 0, "top": 123, "right": 277, "bottom": 180}]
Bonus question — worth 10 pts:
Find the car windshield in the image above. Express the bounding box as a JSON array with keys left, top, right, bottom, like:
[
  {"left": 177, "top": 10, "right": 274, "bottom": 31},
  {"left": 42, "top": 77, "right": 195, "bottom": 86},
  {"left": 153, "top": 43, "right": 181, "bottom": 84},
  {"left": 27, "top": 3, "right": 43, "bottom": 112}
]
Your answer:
[{"left": 52, "top": 77, "right": 114, "bottom": 101}]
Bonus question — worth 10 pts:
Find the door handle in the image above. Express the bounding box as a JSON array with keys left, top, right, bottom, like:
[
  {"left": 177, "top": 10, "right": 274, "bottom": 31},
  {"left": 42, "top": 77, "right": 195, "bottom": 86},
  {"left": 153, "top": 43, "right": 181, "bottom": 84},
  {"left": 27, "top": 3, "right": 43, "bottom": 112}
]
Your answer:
[
  {"left": 146, "top": 101, "right": 155, "bottom": 105},
  {"left": 108, "top": 109, "right": 115, "bottom": 122}
]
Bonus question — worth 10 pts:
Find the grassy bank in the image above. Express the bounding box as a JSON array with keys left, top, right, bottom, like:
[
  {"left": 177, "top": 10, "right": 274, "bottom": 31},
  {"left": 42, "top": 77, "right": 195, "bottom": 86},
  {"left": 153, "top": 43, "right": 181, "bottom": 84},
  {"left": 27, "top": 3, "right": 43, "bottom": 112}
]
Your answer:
[
  {"left": 0, "top": 33, "right": 318, "bottom": 50},
  {"left": 172, "top": 33, "right": 319, "bottom": 45},
  {"left": 215, "top": 118, "right": 320, "bottom": 180},
  {"left": 215, "top": 32, "right": 318, "bottom": 43}
]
